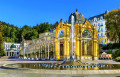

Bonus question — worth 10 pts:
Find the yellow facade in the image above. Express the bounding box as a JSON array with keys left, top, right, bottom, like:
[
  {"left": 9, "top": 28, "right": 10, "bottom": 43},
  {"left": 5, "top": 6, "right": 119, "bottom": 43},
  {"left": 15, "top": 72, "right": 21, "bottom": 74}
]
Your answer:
[
  {"left": 21, "top": 10, "right": 99, "bottom": 61},
  {"left": 55, "top": 20, "right": 99, "bottom": 60}
]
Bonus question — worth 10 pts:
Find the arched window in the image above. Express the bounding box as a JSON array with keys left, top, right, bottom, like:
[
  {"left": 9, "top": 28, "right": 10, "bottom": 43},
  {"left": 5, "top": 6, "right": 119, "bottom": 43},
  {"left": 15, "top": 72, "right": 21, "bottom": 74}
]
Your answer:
[
  {"left": 100, "top": 16, "right": 103, "bottom": 20},
  {"left": 101, "top": 39, "right": 103, "bottom": 43},
  {"left": 97, "top": 18, "right": 99, "bottom": 21},
  {"left": 82, "top": 30, "right": 92, "bottom": 38},
  {"left": 105, "top": 39, "right": 106, "bottom": 42},
  {"left": 59, "top": 30, "right": 64, "bottom": 38},
  {"left": 98, "top": 34, "right": 99, "bottom": 36},
  {"left": 98, "top": 23, "right": 100, "bottom": 26},
  {"left": 101, "top": 28, "right": 103, "bottom": 32},
  {"left": 101, "top": 23, "right": 103, "bottom": 26},
  {"left": 82, "top": 30, "right": 92, "bottom": 56},
  {"left": 101, "top": 33, "right": 103, "bottom": 36}
]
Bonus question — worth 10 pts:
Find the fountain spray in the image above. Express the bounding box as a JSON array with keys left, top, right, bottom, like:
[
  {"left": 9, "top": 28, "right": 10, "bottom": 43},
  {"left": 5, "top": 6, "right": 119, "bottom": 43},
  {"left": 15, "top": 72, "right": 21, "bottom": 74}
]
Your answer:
[{"left": 71, "top": 14, "right": 76, "bottom": 61}]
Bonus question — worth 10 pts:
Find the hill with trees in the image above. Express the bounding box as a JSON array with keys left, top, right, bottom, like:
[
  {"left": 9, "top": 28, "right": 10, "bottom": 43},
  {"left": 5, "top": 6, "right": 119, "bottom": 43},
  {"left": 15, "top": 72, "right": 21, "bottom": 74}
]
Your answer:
[
  {"left": 1, "top": 21, "right": 58, "bottom": 43},
  {"left": 0, "top": 22, "right": 5, "bottom": 56}
]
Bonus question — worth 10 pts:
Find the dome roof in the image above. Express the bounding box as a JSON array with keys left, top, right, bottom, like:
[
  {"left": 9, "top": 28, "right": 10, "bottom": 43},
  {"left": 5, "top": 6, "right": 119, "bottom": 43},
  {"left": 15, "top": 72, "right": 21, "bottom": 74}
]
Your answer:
[
  {"left": 10, "top": 44, "right": 16, "bottom": 48},
  {"left": 68, "top": 9, "right": 86, "bottom": 24}
]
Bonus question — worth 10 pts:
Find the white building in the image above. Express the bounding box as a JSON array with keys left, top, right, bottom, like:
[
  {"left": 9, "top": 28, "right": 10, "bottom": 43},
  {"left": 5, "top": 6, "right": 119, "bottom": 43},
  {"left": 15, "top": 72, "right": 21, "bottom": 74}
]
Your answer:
[
  {"left": 89, "top": 10, "right": 109, "bottom": 45},
  {"left": 3, "top": 42, "right": 21, "bottom": 57}
]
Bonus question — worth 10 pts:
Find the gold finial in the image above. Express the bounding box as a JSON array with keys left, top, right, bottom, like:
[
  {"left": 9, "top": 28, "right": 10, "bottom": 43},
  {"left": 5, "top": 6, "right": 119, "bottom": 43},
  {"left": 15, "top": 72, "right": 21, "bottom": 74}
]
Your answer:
[
  {"left": 66, "top": 20, "right": 67, "bottom": 23},
  {"left": 76, "top": 8, "right": 78, "bottom": 12},
  {"left": 60, "top": 19, "right": 63, "bottom": 22}
]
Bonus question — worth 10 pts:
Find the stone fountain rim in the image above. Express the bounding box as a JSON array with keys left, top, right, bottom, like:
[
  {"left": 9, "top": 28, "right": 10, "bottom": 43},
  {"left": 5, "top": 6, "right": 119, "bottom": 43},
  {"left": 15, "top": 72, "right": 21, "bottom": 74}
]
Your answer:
[{"left": 2, "top": 63, "right": 120, "bottom": 75}]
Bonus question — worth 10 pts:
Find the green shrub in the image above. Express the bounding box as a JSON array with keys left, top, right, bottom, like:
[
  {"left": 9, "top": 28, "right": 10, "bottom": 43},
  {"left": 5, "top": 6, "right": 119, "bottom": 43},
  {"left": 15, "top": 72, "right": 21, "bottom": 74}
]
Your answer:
[
  {"left": 102, "top": 43, "right": 120, "bottom": 50},
  {"left": 112, "top": 49, "right": 120, "bottom": 58},
  {"left": 115, "top": 57, "right": 120, "bottom": 62}
]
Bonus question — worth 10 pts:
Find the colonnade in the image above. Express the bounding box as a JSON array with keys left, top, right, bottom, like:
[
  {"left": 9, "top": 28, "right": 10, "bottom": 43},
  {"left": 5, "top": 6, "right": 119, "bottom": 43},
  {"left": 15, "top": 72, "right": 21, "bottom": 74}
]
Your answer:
[
  {"left": 24, "top": 40, "right": 55, "bottom": 60},
  {"left": 6, "top": 52, "right": 19, "bottom": 57}
]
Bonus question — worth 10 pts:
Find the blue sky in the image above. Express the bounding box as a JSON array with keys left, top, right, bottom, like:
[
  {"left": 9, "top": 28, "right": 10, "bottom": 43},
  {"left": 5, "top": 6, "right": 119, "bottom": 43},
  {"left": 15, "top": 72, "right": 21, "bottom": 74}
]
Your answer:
[{"left": 0, "top": 0, "right": 119, "bottom": 27}]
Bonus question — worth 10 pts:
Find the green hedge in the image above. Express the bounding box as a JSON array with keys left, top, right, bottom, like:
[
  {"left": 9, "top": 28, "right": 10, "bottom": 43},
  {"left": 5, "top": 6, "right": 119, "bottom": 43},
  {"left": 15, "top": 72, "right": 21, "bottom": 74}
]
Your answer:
[
  {"left": 102, "top": 43, "right": 120, "bottom": 50},
  {"left": 115, "top": 57, "right": 120, "bottom": 62},
  {"left": 112, "top": 49, "right": 120, "bottom": 58}
]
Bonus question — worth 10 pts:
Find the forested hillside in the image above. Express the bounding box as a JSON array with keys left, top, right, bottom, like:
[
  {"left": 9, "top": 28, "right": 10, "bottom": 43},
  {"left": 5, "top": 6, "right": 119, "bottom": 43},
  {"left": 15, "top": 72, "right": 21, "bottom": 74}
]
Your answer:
[{"left": 1, "top": 21, "right": 58, "bottom": 43}]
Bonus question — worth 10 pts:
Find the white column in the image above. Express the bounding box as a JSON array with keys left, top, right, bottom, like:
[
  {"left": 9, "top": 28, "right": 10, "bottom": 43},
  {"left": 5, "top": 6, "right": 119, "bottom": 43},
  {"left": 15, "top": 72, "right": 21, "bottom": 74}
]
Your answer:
[
  {"left": 41, "top": 45, "right": 42, "bottom": 59},
  {"left": 8, "top": 52, "right": 10, "bottom": 56},
  {"left": 53, "top": 42, "right": 55, "bottom": 58},
  {"left": 48, "top": 44, "right": 49, "bottom": 59},
  {"left": 9, "top": 52, "right": 10, "bottom": 56},
  {"left": 39, "top": 46, "right": 40, "bottom": 59},
  {"left": 9, "top": 52, "right": 11, "bottom": 56},
  {"left": 45, "top": 44, "right": 46, "bottom": 58},
  {"left": 11, "top": 52, "right": 14, "bottom": 56},
  {"left": 5, "top": 52, "right": 7, "bottom": 56},
  {"left": 51, "top": 44, "right": 52, "bottom": 51},
  {"left": 34, "top": 46, "right": 36, "bottom": 58},
  {"left": 15, "top": 52, "right": 16, "bottom": 57}
]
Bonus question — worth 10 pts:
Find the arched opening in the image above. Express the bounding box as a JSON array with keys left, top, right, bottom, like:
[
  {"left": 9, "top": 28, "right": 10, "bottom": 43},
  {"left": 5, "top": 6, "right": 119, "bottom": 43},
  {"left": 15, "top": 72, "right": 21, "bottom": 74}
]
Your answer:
[
  {"left": 59, "top": 30, "right": 64, "bottom": 38},
  {"left": 82, "top": 30, "right": 92, "bottom": 56},
  {"left": 60, "top": 41, "right": 64, "bottom": 58},
  {"left": 58, "top": 30, "right": 65, "bottom": 59}
]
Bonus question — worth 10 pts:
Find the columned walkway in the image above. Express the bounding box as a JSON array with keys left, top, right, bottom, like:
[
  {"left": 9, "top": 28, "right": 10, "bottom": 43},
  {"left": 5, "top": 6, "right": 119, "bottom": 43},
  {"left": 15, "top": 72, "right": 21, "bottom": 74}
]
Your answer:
[{"left": 24, "top": 39, "right": 55, "bottom": 59}]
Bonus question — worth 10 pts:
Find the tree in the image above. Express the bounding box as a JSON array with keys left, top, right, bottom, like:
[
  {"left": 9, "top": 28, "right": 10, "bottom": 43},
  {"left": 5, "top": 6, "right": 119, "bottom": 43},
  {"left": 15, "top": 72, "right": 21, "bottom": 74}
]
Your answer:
[
  {"left": 105, "top": 7, "right": 120, "bottom": 43},
  {"left": 31, "top": 29, "right": 38, "bottom": 39},
  {"left": 1, "top": 21, "right": 58, "bottom": 42},
  {"left": 0, "top": 22, "right": 5, "bottom": 56}
]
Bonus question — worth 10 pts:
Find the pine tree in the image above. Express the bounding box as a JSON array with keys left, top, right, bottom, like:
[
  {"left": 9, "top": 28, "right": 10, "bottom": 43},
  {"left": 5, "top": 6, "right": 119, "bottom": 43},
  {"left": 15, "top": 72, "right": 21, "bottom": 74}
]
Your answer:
[{"left": 0, "top": 22, "right": 5, "bottom": 56}]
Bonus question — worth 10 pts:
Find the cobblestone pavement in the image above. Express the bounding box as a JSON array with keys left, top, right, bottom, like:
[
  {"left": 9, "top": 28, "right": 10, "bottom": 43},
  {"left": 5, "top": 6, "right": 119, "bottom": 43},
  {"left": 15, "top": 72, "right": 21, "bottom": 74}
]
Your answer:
[{"left": 0, "top": 59, "right": 120, "bottom": 77}]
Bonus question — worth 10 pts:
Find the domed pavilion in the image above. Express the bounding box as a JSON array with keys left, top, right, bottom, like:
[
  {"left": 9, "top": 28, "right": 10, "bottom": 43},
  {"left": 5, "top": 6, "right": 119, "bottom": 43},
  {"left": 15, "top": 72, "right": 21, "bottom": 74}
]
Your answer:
[
  {"left": 55, "top": 10, "right": 99, "bottom": 60},
  {"left": 6, "top": 44, "right": 20, "bottom": 57}
]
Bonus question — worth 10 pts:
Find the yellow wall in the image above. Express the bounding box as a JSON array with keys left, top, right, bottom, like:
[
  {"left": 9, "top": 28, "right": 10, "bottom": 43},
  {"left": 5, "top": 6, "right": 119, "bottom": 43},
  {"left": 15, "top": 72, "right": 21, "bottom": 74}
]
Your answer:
[
  {"left": 55, "top": 20, "right": 99, "bottom": 60},
  {"left": 99, "top": 37, "right": 108, "bottom": 45}
]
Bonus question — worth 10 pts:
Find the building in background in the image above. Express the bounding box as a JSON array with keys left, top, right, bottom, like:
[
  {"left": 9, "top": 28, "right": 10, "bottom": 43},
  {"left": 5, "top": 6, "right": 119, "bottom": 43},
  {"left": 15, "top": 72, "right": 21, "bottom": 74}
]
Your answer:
[
  {"left": 3, "top": 42, "right": 20, "bottom": 57},
  {"left": 99, "top": 52, "right": 112, "bottom": 60},
  {"left": 89, "top": 10, "right": 109, "bottom": 45}
]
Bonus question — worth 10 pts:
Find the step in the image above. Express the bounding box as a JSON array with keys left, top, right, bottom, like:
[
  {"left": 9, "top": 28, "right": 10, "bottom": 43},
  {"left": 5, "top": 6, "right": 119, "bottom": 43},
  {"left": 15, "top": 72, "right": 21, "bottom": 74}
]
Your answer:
[{"left": 0, "top": 56, "right": 9, "bottom": 59}]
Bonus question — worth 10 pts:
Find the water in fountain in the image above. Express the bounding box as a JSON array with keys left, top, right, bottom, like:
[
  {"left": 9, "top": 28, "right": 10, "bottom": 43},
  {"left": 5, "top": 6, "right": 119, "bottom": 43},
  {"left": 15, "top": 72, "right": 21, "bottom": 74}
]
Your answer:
[
  {"left": 71, "top": 14, "right": 75, "bottom": 61},
  {"left": 60, "top": 14, "right": 84, "bottom": 66}
]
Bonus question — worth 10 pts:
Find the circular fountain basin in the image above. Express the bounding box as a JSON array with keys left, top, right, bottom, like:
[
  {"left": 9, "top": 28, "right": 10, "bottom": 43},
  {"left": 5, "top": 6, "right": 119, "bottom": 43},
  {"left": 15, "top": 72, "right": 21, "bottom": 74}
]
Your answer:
[{"left": 5, "top": 63, "right": 120, "bottom": 70}]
